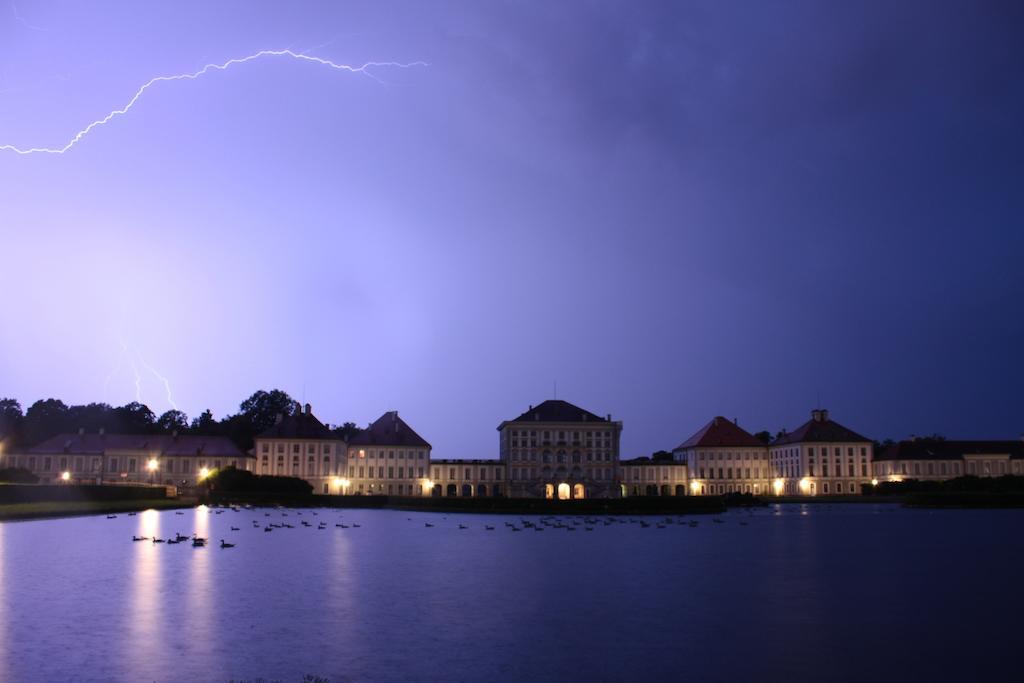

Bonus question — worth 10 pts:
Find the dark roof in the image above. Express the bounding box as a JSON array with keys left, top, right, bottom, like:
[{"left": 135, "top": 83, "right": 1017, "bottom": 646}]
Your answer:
[
  {"left": 675, "top": 416, "right": 764, "bottom": 450},
  {"left": 876, "top": 440, "right": 1024, "bottom": 462},
  {"left": 619, "top": 457, "right": 686, "bottom": 466},
  {"left": 348, "top": 411, "right": 431, "bottom": 449},
  {"left": 26, "top": 433, "right": 247, "bottom": 458},
  {"left": 773, "top": 410, "right": 871, "bottom": 445},
  {"left": 504, "top": 400, "right": 609, "bottom": 425},
  {"left": 257, "top": 410, "right": 334, "bottom": 440},
  {"left": 431, "top": 458, "right": 502, "bottom": 465}
]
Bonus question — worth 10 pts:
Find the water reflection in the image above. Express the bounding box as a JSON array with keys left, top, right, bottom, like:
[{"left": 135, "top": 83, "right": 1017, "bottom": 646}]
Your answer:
[
  {"left": 187, "top": 507, "right": 214, "bottom": 668},
  {"left": 128, "top": 509, "right": 162, "bottom": 674},
  {"left": 0, "top": 523, "right": 7, "bottom": 682}
]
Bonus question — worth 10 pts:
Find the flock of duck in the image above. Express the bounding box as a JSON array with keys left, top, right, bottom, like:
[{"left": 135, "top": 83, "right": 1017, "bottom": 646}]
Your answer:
[
  {"left": 422, "top": 514, "right": 749, "bottom": 532},
  {"left": 113, "top": 503, "right": 755, "bottom": 549}
]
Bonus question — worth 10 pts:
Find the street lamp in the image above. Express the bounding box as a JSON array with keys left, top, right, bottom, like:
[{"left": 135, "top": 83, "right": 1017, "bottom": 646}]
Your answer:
[
  {"left": 198, "top": 466, "right": 210, "bottom": 481},
  {"left": 61, "top": 471, "right": 71, "bottom": 482}
]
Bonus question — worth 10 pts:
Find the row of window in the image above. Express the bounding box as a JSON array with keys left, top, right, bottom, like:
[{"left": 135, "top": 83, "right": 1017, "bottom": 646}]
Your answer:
[
  {"left": 692, "top": 451, "right": 768, "bottom": 462},
  {"left": 6, "top": 455, "right": 235, "bottom": 474},
  {"left": 348, "top": 466, "right": 427, "bottom": 480},
  {"left": 509, "top": 451, "right": 614, "bottom": 463},
  {"left": 352, "top": 449, "right": 428, "bottom": 460},
  {"left": 260, "top": 442, "right": 334, "bottom": 455},
  {"left": 697, "top": 467, "right": 770, "bottom": 480}
]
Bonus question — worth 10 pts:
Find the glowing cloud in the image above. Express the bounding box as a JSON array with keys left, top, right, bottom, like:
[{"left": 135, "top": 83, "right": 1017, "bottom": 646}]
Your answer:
[{"left": 0, "top": 49, "right": 428, "bottom": 155}]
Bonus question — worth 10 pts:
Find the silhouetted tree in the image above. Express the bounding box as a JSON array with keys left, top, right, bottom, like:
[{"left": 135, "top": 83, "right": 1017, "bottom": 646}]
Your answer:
[
  {"left": 190, "top": 409, "right": 217, "bottom": 433},
  {"left": 754, "top": 430, "right": 772, "bottom": 445},
  {"left": 332, "top": 421, "right": 360, "bottom": 441},
  {"left": 65, "top": 402, "right": 114, "bottom": 433},
  {"left": 0, "top": 398, "right": 23, "bottom": 443},
  {"left": 239, "top": 389, "right": 296, "bottom": 434},
  {"left": 157, "top": 409, "right": 189, "bottom": 433},
  {"left": 113, "top": 402, "right": 156, "bottom": 433},
  {"left": 23, "top": 398, "right": 70, "bottom": 445},
  {"left": 651, "top": 450, "right": 674, "bottom": 462}
]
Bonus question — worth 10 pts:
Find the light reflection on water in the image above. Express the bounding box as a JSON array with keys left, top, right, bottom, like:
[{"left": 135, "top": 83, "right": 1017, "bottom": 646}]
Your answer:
[{"left": 0, "top": 504, "right": 1021, "bottom": 682}]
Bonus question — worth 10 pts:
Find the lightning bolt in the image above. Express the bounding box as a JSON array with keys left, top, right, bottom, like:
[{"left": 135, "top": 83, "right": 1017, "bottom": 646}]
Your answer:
[
  {"left": 0, "top": 49, "right": 428, "bottom": 155},
  {"left": 137, "top": 356, "right": 178, "bottom": 411},
  {"left": 11, "top": 1, "right": 46, "bottom": 32}
]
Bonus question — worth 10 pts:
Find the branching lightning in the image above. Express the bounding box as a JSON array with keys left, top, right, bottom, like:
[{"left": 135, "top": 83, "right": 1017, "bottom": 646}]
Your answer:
[
  {"left": 108, "top": 338, "right": 177, "bottom": 411},
  {"left": 0, "top": 48, "right": 428, "bottom": 155},
  {"left": 137, "top": 356, "right": 178, "bottom": 411}
]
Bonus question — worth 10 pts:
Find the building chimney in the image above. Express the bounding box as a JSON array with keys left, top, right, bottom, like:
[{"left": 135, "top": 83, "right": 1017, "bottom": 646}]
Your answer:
[
  {"left": 811, "top": 409, "right": 829, "bottom": 423},
  {"left": 734, "top": 418, "right": 738, "bottom": 425},
  {"left": 305, "top": 403, "right": 312, "bottom": 415},
  {"left": 295, "top": 401, "right": 302, "bottom": 415},
  {"left": 606, "top": 414, "right": 611, "bottom": 421}
]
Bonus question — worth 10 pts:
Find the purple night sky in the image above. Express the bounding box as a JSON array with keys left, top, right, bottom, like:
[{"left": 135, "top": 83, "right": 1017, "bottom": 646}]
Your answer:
[{"left": 1, "top": 1, "right": 1021, "bottom": 457}]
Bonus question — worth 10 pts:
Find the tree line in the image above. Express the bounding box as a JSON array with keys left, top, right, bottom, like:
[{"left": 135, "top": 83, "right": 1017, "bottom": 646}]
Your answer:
[{"left": 0, "top": 389, "right": 359, "bottom": 452}]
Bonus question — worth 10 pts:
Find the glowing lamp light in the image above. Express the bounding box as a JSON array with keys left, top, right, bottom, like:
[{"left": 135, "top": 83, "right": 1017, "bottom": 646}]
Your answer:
[
  {"left": 198, "top": 467, "right": 210, "bottom": 480},
  {"left": 146, "top": 458, "right": 159, "bottom": 472},
  {"left": 888, "top": 475, "right": 903, "bottom": 483},
  {"left": 798, "top": 477, "right": 811, "bottom": 494},
  {"left": 871, "top": 478, "right": 879, "bottom": 487},
  {"left": 424, "top": 480, "right": 434, "bottom": 490},
  {"left": 61, "top": 471, "right": 71, "bottom": 482},
  {"left": 689, "top": 480, "right": 700, "bottom": 494},
  {"left": 772, "top": 478, "right": 784, "bottom": 495}
]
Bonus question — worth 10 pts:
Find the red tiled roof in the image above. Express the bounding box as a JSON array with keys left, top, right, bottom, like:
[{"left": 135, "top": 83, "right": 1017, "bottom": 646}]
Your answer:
[{"left": 675, "top": 416, "right": 764, "bottom": 450}]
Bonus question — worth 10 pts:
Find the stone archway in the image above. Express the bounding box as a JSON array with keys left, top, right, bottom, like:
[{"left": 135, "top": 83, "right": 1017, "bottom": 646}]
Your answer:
[
  {"left": 573, "top": 483, "right": 585, "bottom": 499},
  {"left": 557, "top": 483, "right": 571, "bottom": 500}
]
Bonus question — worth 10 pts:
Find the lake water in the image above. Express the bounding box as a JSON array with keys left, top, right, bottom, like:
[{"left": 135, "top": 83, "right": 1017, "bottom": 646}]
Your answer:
[{"left": 0, "top": 504, "right": 1021, "bottom": 682}]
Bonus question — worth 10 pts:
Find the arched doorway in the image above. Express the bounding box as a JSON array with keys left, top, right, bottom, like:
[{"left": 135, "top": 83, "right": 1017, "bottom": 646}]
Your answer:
[
  {"left": 461, "top": 483, "right": 473, "bottom": 497},
  {"left": 478, "top": 484, "right": 488, "bottom": 497},
  {"left": 446, "top": 484, "right": 457, "bottom": 497},
  {"left": 660, "top": 485, "right": 670, "bottom": 496},
  {"left": 557, "top": 483, "right": 571, "bottom": 500},
  {"left": 675, "top": 484, "right": 685, "bottom": 496},
  {"left": 645, "top": 484, "right": 658, "bottom": 496},
  {"left": 431, "top": 485, "right": 441, "bottom": 497},
  {"left": 545, "top": 484, "right": 554, "bottom": 499},
  {"left": 573, "top": 483, "right": 585, "bottom": 499}
]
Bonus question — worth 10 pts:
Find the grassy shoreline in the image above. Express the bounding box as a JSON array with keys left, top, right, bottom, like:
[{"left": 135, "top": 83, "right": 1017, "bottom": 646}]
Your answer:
[{"left": 0, "top": 499, "right": 193, "bottom": 522}]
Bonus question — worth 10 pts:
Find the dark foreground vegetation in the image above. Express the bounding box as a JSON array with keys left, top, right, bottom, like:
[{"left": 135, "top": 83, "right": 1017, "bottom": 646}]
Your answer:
[
  {"left": 0, "top": 389, "right": 358, "bottom": 453},
  {"left": 0, "top": 480, "right": 180, "bottom": 521},
  {"left": 868, "top": 475, "right": 1024, "bottom": 507}
]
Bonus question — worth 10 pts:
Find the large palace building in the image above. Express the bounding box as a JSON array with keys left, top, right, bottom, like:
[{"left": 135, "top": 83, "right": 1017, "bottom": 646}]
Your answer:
[{"left": 5, "top": 398, "right": 1019, "bottom": 499}]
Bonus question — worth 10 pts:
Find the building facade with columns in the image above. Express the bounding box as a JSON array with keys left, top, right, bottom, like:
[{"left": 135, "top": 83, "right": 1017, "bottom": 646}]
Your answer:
[
  {"left": 675, "top": 416, "right": 772, "bottom": 496},
  {"left": 430, "top": 459, "right": 507, "bottom": 498},
  {"left": 619, "top": 458, "right": 688, "bottom": 497},
  {"left": 770, "top": 409, "right": 873, "bottom": 496},
  {"left": 497, "top": 400, "right": 622, "bottom": 499},
  {"left": 253, "top": 403, "right": 347, "bottom": 495},
  {"left": 8, "top": 430, "right": 250, "bottom": 486},
  {"left": 873, "top": 439, "right": 1024, "bottom": 482}
]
